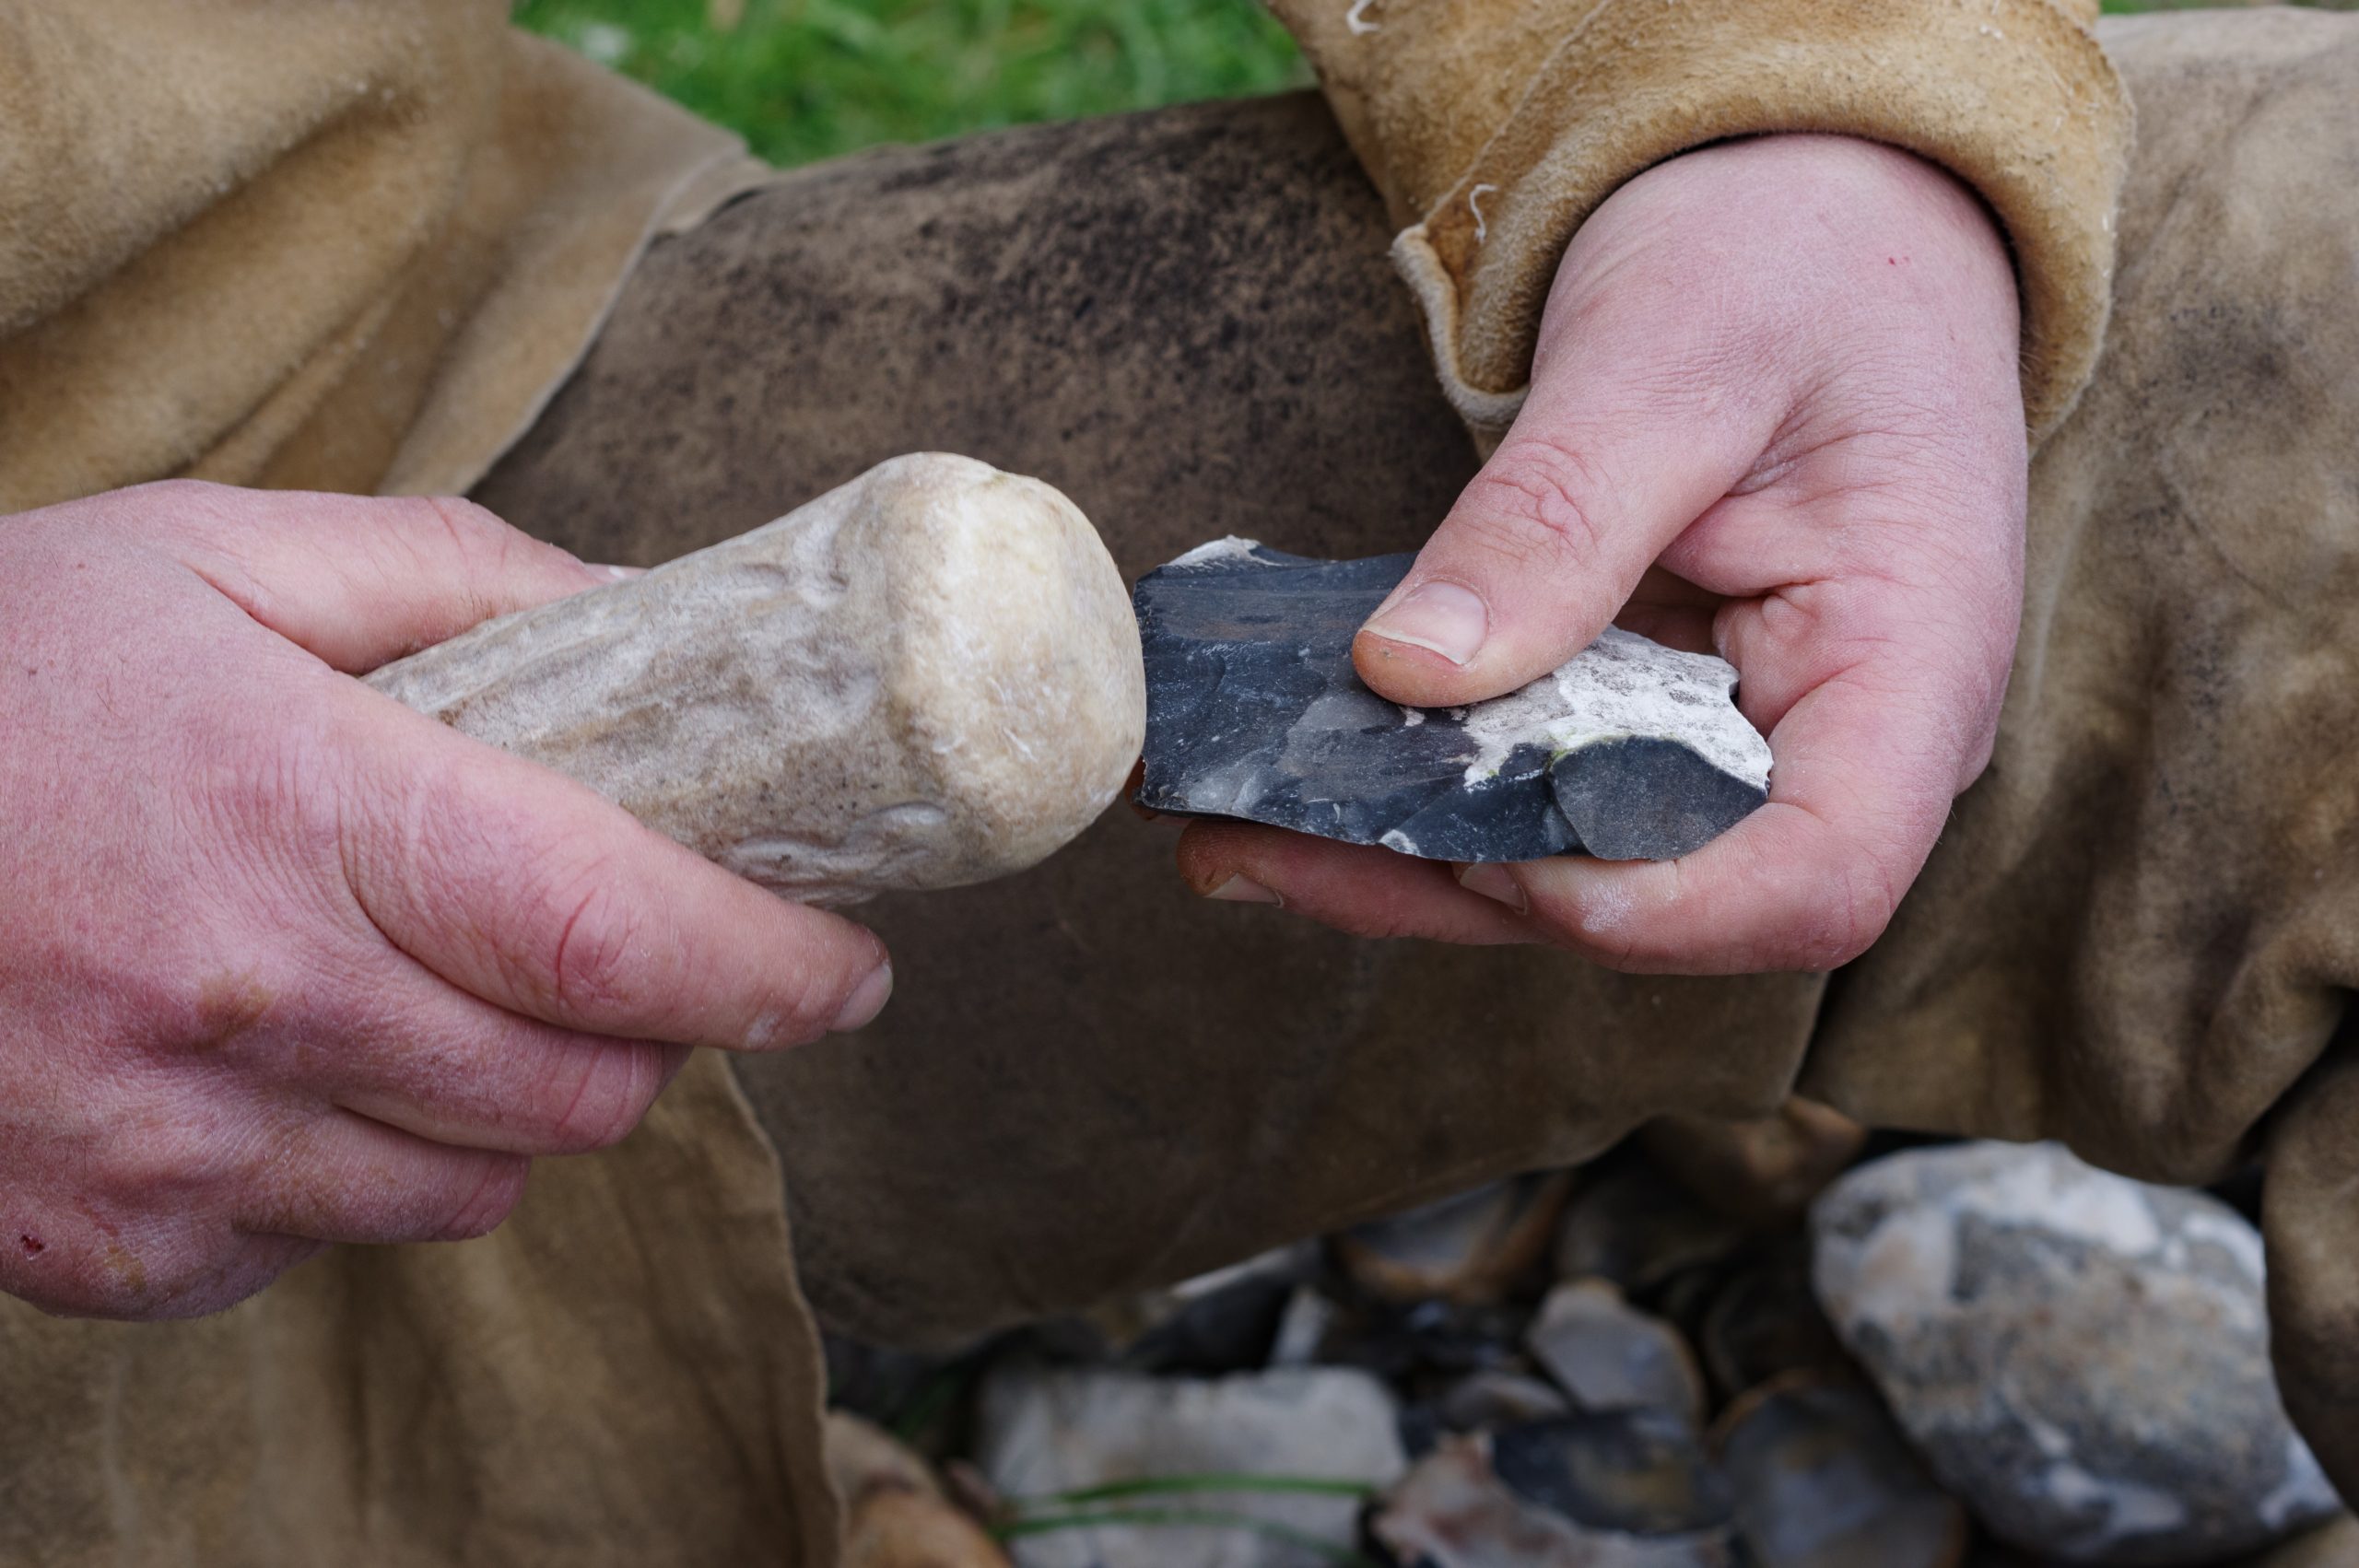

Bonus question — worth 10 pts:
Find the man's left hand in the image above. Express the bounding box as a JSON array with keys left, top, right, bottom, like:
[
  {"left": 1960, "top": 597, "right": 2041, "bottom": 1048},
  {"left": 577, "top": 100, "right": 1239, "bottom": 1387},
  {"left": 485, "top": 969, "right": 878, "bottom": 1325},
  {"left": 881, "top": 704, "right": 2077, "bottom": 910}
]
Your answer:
[{"left": 1178, "top": 135, "right": 2029, "bottom": 974}]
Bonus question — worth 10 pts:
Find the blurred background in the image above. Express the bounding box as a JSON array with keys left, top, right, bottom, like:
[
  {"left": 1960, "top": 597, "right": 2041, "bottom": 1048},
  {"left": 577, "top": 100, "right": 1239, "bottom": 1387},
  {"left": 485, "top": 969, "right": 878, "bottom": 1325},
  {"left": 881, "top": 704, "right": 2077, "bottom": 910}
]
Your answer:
[
  {"left": 516, "top": 0, "right": 2264, "bottom": 170},
  {"left": 517, "top": 0, "right": 1307, "bottom": 167}
]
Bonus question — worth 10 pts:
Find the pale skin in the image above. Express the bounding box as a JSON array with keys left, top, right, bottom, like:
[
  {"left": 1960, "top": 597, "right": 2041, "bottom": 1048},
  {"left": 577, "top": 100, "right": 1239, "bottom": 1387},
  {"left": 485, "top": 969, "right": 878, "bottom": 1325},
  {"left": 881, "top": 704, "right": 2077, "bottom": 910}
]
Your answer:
[
  {"left": 0, "top": 135, "right": 2020, "bottom": 1321},
  {"left": 0, "top": 483, "right": 891, "bottom": 1318},
  {"left": 1180, "top": 135, "right": 2029, "bottom": 974}
]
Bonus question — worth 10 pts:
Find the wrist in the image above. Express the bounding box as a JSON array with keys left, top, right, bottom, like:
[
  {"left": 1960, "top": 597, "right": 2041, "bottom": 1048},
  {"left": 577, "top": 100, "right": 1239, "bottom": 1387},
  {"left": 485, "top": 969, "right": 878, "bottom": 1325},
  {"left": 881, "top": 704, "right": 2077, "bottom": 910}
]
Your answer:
[
  {"left": 1543, "top": 133, "right": 2021, "bottom": 415},
  {"left": 1680, "top": 135, "right": 2008, "bottom": 304}
]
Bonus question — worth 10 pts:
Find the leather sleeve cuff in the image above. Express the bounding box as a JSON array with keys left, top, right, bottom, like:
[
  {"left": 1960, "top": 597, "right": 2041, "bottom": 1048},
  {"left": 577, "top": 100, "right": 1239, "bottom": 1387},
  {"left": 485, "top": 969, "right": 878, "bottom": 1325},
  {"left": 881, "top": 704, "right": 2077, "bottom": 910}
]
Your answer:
[{"left": 1286, "top": 0, "right": 2131, "bottom": 445}]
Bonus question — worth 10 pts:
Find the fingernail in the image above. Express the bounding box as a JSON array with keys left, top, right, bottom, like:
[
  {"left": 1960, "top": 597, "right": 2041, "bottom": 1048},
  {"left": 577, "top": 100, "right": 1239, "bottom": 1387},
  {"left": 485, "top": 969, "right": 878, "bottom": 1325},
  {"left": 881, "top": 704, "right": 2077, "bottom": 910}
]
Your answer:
[
  {"left": 1456, "top": 862, "right": 1528, "bottom": 914},
  {"left": 1205, "top": 875, "right": 1283, "bottom": 907},
  {"left": 1363, "top": 581, "right": 1487, "bottom": 666},
  {"left": 593, "top": 563, "right": 643, "bottom": 582},
  {"left": 830, "top": 961, "right": 894, "bottom": 1033}
]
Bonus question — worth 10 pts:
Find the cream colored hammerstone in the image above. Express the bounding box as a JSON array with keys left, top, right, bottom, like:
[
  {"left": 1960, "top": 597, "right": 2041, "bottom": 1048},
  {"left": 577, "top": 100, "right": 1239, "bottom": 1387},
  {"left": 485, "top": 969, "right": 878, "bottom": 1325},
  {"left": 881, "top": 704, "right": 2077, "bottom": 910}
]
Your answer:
[{"left": 365, "top": 453, "right": 1145, "bottom": 905}]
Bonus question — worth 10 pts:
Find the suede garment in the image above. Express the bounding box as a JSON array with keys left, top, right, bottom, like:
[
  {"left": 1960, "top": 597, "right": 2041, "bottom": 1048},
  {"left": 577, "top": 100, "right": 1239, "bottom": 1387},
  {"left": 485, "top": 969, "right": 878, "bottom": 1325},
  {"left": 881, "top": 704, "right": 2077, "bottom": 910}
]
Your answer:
[
  {"left": 0, "top": 1051, "right": 839, "bottom": 1565},
  {"left": 487, "top": 7, "right": 2353, "bottom": 1550},
  {"left": 0, "top": 0, "right": 765, "bottom": 513},
  {"left": 0, "top": 0, "right": 2122, "bottom": 509},
  {"left": 1265, "top": 0, "right": 2130, "bottom": 439}
]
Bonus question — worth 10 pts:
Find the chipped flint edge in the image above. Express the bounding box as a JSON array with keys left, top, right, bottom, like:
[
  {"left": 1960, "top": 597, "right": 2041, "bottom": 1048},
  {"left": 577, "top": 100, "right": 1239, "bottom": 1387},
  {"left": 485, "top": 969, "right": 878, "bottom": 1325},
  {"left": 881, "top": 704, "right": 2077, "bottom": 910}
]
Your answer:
[{"left": 1168, "top": 535, "right": 1270, "bottom": 568}]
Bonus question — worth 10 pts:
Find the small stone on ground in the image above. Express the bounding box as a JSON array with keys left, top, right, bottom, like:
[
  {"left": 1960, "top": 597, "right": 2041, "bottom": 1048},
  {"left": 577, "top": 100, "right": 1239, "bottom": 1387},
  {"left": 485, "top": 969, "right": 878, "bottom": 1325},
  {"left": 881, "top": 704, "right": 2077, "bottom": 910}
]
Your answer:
[{"left": 1811, "top": 1141, "right": 2340, "bottom": 1565}]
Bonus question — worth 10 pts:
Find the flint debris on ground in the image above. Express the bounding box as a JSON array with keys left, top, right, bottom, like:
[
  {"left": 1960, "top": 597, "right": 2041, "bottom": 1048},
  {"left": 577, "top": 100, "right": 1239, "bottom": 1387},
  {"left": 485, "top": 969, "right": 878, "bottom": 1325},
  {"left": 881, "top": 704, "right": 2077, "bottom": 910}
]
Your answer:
[{"left": 822, "top": 1111, "right": 2349, "bottom": 1568}]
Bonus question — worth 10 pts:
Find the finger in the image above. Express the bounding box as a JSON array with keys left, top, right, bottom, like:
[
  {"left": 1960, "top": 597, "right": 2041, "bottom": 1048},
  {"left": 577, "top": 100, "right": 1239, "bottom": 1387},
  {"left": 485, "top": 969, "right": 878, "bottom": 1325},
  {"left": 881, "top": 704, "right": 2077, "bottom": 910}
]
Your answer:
[
  {"left": 1176, "top": 821, "right": 1534, "bottom": 946},
  {"left": 135, "top": 479, "right": 616, "bottom": 673},
  {"left": 237, "top": 1110, "right": 534, "bottom": 1246},
  {"left": 1353, "top": 275, "right": 1781, "bottom": 708},
  {"left": 1464, "top": 428, "right": 2017, "bottom": 973},
  {"left": 1467, "top": 653, "right": 1974, "bottom": 974},
  {"left": 337, "top": 697, "right": 894, "bottom": 1050},
  {"left": 325, "top": 976, "right": 692, "bottom": 1156}
]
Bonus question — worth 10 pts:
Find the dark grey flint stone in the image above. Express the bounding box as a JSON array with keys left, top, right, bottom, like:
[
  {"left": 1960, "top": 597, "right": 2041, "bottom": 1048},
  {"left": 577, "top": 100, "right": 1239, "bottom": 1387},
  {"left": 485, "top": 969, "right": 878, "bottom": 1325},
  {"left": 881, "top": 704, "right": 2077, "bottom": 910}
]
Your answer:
[
  {"left": 1811, "top": 1142, "right": 2341, "bottom": 1566},
  {"left": 1717, "top": 1377, "right": 1968, "bottom": 1568},
  {"left": 1370, "top": 1412, "right": 1742, "bottom": 1568},
  {"left": 1492, "top": 1411, "right": 1735, "bottom": 1538},
  {"left": 1133, "top": 540, "right": 1771, "bottom": 861}
]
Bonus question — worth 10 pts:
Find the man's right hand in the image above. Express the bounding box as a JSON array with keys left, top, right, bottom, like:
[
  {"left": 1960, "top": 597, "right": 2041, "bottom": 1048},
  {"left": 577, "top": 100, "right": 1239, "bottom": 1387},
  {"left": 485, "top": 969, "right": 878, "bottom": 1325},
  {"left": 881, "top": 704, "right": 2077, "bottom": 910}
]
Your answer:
[{"left": 0, "top": 481, "right": 893, "bottom": 1321}]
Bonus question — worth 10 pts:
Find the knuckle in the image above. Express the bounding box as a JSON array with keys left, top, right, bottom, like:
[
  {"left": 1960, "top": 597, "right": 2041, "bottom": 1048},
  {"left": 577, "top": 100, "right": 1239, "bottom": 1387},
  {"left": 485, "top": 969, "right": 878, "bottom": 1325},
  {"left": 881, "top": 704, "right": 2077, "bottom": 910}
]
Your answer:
[
  {"left": 435, "top": 1156, "right": 532, "bottom": 1242},
  {"left": 101, "top": 1086, "right": 252, "bottom": 1208},
  {"left": 1462, "top": 440, "right": 1614, "bottom": 574},
  {"left": 152, "top": 962, "right": 278, "bottom": 1056},
  {"left": 539, "top": 1044, "right": 664, "bottom": 1154},
  {"left": 1522, "top": 868, "right": 1651, "bottom": 971},
  {"left": 1, "top": 1205, "right": 206, "bottom": 1321},
  {"left": 1796, "top": 858, "right": 1903, "bottom": 969},
  {"left": 385, "top": 495, "right": 528, "bottom": 623},
  {"left": 3, "top": 1244, "right": 120, "bottom": 1318},
  {"left": 403, "top": 494, "right": 509, "bottom": 560},
  {"left": 534, "top": 870, "right": 644, "bottom": 1016},
  {"left": 418, "top": 494, "right": 508, "bottom": 541},
  {"left": 1343, "top": 908, "right": 1433, "bottom": 944},
  {"left": 381, "top": 766, "right": 664, "bottom": 1025}
]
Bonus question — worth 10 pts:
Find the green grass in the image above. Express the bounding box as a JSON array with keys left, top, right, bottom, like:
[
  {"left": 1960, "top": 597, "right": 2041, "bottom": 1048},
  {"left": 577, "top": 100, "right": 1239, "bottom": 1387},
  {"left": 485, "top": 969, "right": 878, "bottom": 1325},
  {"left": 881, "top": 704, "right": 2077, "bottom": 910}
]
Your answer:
[
  {"left": 519, "top": 0, "right": 2326, "bottom": 169},
  {"left": 516, "top": 0, "right": 1306, "bottom": 167}
]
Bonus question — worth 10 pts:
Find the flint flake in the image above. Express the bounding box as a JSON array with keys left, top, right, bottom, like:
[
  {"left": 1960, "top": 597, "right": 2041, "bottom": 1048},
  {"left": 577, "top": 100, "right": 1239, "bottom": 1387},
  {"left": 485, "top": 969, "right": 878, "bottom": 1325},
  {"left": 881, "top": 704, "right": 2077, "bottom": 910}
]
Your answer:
[{"left": 1133, "top": 540, "right": 1770, "bottom": 861}]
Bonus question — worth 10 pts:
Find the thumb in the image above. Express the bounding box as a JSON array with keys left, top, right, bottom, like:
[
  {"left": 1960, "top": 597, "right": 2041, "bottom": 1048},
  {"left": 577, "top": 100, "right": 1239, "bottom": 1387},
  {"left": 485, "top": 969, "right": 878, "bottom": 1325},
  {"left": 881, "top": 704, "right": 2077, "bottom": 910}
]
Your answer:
[
  {"left": 151, "top": 480, "right": 616, "bottom": 673},
  {"left": 1354, "top": 317, "right": 1775, "bottom": 708}
]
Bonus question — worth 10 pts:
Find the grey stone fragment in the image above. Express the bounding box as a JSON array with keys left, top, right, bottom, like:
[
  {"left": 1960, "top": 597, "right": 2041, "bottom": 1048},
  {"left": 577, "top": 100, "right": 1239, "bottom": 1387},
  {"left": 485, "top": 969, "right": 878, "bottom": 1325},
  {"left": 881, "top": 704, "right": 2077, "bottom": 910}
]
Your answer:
[
  {"left": 1525, "top": 1279, "right": 1708, "bottom": 1429},
  {"left": 1437, "top": 1370, "right": 1573, "bottom": 1433},
  {"left": 1554, "top": 1163, "right": 1751, "bottom": 1295},
  {"left": 1811, "top": 1141, "right": 2340, "bottom": 1565},
  {"left": 369, "top": 453, "right": 1144, "bottom": 904},
  {"left": 1266, "top": 1285, "right": 1341, "bottom": 1370},
  {"left": 976, "top": 1363, "right": 1405, "bottom": 1568},
  {"left": 1716, "top": 1376, "right": 1967, "bottom": 1568},
  {"left": 1049, "top": 1244, "right": 1316, "bottom": 1375},
  {"left": 1133, "top": 541, "right": 1769, "bottom": 862},
  {"left": 1334, "top": 1173, "right": 1572, "bottom": 1305},
  {"left": 1697, "top": 1249, "right": 1849, "bottom": 1400},
  {"left": 1370, "top": 1416, "right": 1741, "bottom": 1567}
]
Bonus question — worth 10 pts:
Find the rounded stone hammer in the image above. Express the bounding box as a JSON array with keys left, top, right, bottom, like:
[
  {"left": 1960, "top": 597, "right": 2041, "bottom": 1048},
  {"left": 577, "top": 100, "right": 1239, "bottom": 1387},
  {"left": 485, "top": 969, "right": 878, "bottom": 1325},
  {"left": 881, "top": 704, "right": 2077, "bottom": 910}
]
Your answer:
[{"left": 366, "top": 453, "right": 1145, "bottom": 905}]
